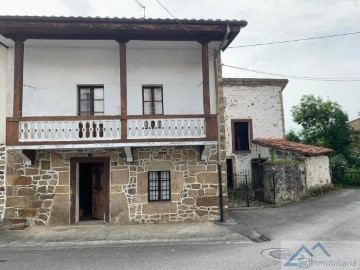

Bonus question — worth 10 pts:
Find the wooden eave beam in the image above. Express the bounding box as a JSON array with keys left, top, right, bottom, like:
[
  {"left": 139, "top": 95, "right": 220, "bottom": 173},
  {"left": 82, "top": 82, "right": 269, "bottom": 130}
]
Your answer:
[{"left": 0, "top": 21, "right": 242, "bottom": 42}]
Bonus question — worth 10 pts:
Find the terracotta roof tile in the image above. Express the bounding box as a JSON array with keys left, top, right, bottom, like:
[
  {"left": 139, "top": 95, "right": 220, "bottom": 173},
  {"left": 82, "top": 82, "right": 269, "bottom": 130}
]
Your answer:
[{"left": 252, "top": 139, "right": 333, "bottom": 156}]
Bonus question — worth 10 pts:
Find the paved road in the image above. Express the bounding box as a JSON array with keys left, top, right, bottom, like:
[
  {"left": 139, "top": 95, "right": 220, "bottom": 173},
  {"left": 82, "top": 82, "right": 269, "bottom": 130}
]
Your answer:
[
  {"left": 227, "top": 188, "right": 360, "bottom": 242},
  {"left": 0, "top": 189, "right": 359, "bottom": 270}
]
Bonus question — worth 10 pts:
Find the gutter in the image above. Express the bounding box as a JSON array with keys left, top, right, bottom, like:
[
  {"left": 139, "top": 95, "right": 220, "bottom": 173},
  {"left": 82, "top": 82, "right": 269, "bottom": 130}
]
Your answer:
[{"left": 214, "top": 23, "right": 231, "bottom": 222}]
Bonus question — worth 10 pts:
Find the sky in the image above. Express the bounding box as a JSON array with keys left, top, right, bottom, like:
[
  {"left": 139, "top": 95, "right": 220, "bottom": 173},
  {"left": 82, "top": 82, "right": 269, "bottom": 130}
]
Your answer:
[{"left": 1, "top": 0, "right": 359, "bottom": 131}]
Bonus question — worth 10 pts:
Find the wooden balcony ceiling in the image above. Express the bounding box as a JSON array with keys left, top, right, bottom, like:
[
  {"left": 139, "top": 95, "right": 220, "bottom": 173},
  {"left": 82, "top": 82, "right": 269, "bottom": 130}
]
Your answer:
[{"left": 0, "top": 16, "right": 247, "bottom": 46}]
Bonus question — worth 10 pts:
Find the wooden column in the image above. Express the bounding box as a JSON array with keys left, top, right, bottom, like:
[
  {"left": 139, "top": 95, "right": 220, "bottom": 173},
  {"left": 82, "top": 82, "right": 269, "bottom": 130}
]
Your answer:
[
  {"left": 119, "top": 41, "right": 127, "bottom": 140},
  {"left": 13, "top": 40, "right": 24, "bottom": 117},
  {"left": 202, "top": 42, "right": 210, "bottom": 116}
]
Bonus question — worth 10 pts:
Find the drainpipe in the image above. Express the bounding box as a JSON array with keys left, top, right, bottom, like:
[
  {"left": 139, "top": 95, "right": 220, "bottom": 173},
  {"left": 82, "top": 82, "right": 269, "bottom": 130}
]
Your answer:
[{"left": 214, "top": 23, "right": 230, "bottom": 222}]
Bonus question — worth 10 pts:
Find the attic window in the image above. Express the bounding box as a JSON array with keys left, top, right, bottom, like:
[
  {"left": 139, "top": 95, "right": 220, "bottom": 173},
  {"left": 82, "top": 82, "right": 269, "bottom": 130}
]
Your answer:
[{"left": 232, "top": 119, "right": 253, "bottom": 152}]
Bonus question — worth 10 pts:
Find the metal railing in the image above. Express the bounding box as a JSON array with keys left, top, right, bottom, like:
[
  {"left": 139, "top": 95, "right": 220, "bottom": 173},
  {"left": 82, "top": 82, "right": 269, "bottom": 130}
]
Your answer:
[
  {"left": 228, "top": 170, "right": 275, "bottom": 207},
  {"left": 331, "top": 169, "right": 360, "bottom": 186}
]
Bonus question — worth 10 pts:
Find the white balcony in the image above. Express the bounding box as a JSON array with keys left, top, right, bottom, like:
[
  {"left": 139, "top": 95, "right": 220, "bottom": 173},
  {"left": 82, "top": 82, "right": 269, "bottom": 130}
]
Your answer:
[
  {"left": 18, "top": 118, "right": 121, "bottom": 142},
  {"left": 6, "top": 115, "right": 217, "bottom": 148},
  {"left": 127, "top": 117, "right": 206, "bottom": 139}
]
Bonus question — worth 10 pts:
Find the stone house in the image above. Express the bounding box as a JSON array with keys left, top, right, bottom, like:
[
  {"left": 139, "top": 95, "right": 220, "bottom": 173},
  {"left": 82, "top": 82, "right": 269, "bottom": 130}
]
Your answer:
[
  {"left": 0, "top": 16, "right": 247, "bottom": 225},
  {"left": 223, "top": 78, "right": 333, "bottom": 199},
  {"left": 349, "top": 117, "right": 360, "bottom": 155},
  {"left": 251, "top": 139, "right": 333, "bottom": 203},
  {"left": 223, "top": 78, "right": 288, "bottom": 180}
]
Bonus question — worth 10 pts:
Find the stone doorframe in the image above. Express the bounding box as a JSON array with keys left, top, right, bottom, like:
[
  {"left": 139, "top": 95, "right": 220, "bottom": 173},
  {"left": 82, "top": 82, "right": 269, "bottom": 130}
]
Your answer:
[{"left": 70, "top": 157, "right": 110, "bottom": 224}]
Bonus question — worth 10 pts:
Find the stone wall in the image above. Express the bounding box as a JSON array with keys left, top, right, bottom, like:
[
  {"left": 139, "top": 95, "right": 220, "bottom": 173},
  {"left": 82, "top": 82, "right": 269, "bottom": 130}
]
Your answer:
[
  {"left": 305, "top": 156, "right": 331, "bottom": 189},
  {"left": 5, "top": 151, "right": 63, "bottom": 225},
  {"left": 262, "top": 162, "right": 307, "bottom": 204},
  {"left": 111, "top": 146, "right": 221, "bottom": 223},
  {"left": 4, "top": 145, "right": 224, "bottom": 225},
  {"left": 252, "top": 156, "right": 332, "bottom": 205},
  {"left": 0, "top": 145, "right": 5, "bottom": 220}
]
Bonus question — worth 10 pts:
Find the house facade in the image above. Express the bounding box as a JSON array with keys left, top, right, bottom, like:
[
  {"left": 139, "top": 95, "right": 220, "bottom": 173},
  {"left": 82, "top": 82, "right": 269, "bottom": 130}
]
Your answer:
[
  {"left": 349, "top": 117, "right": 360, "bottom": 155},
  {"left": 223, "top": 78, "right": 333, "bottom": 202},
  {"left": 0, "top": 16, "right": 247, "bottom": 225},
  {"left": 223, "top": 78, "right": 288, "bottom": 182}
]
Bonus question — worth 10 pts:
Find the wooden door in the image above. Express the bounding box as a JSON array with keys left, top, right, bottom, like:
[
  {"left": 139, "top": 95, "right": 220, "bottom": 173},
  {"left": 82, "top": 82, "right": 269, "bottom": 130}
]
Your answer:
[{"left": 92, "top": 163, "right": 106, "bottom": 220}]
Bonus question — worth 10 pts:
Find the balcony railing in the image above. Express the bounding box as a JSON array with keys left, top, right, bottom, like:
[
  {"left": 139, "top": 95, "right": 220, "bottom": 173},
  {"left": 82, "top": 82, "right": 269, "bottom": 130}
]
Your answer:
[
  {"left": 18, "top": 119, "right": 121, "bottom": 142},
  {"left": 6, "top": 115, "right": 217, "bottom": 146},
  {"left": 127, "top": 117, "right": 206, "bottom": 139}
]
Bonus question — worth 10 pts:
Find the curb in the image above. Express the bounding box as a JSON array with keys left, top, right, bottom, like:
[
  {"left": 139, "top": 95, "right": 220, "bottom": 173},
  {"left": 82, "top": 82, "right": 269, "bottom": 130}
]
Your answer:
[
  {"left": 0, "top": 237, "right": 253, "bottom": 249},
  {"left": 229, "top": 206, "right": 265, "bottom": 210}
]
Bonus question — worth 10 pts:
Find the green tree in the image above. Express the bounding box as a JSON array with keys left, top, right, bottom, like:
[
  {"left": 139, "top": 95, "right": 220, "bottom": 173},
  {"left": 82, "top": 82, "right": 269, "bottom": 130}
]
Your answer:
[
  {"left": 285, "top": 130, "right": 302, "bottom": 143},
  {"left": 291, "top": 95, "right": 351, "bottom": 157}
]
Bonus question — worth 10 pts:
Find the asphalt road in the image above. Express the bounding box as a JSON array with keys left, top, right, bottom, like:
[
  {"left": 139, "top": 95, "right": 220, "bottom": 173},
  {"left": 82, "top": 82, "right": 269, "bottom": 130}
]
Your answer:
[{"left": 0, "top": 189, "right": 359, "bottom": 270}]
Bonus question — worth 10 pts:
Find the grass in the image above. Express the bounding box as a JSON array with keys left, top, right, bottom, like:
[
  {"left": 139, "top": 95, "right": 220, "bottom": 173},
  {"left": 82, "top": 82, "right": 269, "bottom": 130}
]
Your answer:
[{"left": 334, "top": 184, "right": 360, "bottom": 190}]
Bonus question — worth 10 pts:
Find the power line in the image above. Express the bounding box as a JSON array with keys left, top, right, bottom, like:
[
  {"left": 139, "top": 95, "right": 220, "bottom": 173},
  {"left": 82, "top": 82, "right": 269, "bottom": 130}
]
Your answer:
[
  {"left": 222, "top": 64, "right": 360, "bottom": 82},
  {"left": 154, "top": 0, "right": 200, "bottom": 43},
  {"left": 228, "top": 31, "right": 360, "bottom": 48}
]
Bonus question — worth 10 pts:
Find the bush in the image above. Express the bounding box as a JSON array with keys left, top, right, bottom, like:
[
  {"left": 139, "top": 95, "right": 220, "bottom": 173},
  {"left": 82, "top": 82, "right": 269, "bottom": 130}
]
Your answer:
[
  {"left": 348, "top": 156, "right": 360, "bottom": 168},
  {"left": 330, "top": 154, "right": 348, "bottom": 172}
]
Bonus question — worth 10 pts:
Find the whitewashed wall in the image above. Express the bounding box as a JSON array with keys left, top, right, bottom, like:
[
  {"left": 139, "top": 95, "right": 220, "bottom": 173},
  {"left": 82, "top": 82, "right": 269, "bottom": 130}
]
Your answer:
[
  {"left": 23, "top": 45, "right": 120, "bottom": 116},
  {"left": 15, "top": 40, "right": 216, "bottom": 117},
  {"left": 305, "top": 156, "right": 332, "bottom": 188},
  {"left": 0, "top": 46, "right": 7, "bottom": 143},
  {"left": 224, "top": 83, "right": 285, "bottom": 173}
]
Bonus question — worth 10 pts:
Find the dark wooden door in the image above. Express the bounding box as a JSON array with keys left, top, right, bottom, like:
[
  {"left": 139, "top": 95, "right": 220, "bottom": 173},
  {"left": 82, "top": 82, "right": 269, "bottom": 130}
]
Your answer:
[
  {"left": 226, "top": 159, "right": 234, "bottom": 189},
  {"left": 92, "top": 163, "right": 106, "bottom": 220}
]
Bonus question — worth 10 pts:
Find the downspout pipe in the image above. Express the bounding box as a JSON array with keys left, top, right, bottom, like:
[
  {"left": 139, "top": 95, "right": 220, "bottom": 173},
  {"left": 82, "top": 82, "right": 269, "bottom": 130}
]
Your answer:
[{"left": 214, "top": 23, "right": 230, "bottom": 222}]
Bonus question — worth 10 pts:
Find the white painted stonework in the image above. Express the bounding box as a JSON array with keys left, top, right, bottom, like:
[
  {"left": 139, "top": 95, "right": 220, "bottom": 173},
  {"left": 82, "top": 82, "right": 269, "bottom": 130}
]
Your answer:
[
  {"left": 223, "top": 80, "right": 286, "bottom": 174},
  {"left": 305, "top": 156, "right": 331, "bottom": 188},
  {"left": 5, "top": 40, "right": 217, "bottom": 117}
]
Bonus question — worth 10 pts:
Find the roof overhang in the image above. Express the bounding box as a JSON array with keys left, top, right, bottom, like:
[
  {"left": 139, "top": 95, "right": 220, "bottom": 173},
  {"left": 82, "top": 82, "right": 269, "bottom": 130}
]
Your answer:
[
  {"left": 0, "top": 16, "right": 247, "bottom": 48},
  {"left": 252, "top": 139, "right": 334, "bottom": 156}
]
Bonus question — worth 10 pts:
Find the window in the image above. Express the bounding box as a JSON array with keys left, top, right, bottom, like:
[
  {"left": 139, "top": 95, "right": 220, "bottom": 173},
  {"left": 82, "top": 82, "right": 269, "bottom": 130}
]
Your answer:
[
  {"left": 142, "top": 86, "right": 163, "bottom": 115},
  {"left": 232, "top": 119, "right": 252, "bottom": 152},
  {"left": 78, "top": 85, "right": 104, "bottom": 116},
  {"left": 148, "top": 171, "right": 171, "bottom": 201}
]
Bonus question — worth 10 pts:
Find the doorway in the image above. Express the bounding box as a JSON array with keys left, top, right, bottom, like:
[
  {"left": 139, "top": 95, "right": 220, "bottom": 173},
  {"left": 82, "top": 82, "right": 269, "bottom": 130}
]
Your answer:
[
  {"left": 70, "top": 157, "right": 110, "bottom": 224},
  {"left": 226, "top": 159, "right": 234, "bottom": 190}
]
